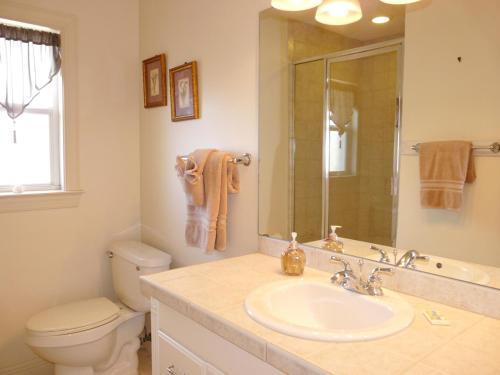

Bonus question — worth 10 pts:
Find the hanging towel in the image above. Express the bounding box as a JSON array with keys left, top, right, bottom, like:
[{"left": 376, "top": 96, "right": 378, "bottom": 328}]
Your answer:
[
  {"left": 215, "top": 154, "right": 240, "bottom": 250},
  {"left": 175, "top": 149, "right": 215, "bottom": 206},
  {"left": 419, "top": 141, "right": 476, "bottom": 210},
  {"left": 176, "top": 150, "right": 239, "bottom": 252}
]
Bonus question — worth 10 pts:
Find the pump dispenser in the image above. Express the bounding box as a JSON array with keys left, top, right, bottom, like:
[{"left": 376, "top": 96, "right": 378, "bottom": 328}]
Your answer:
[
  {"left": 281, "top": 232, "right": 306, "bottom": 276},
  {"left": 322, "top": 225, "right": 344, "bottom": 253}
]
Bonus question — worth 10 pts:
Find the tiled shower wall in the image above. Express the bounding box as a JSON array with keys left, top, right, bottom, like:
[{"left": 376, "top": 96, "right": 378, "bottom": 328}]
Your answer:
[
  {"left": 356, "top": 51, "right": 397, "bottom": 245},
  {"left": 291, "top": 21, "right": 360, "bottom": 243},
  {"left": 329, "top": 51, "right": 398, "bottom": 246}
]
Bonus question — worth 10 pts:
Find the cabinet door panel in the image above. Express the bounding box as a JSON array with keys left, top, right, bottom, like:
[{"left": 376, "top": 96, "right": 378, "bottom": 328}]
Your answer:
[{"left": 158, "top": 331, "right": 205, "bottom": 375}]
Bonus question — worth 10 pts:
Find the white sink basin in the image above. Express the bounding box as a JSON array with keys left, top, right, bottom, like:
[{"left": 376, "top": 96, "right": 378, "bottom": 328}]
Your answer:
[
  {"left": 366, "top": 254, "right": 490, "bottom": 285},
  {"left": 245, "top": 279, "right": 414, "bottom": 342}
]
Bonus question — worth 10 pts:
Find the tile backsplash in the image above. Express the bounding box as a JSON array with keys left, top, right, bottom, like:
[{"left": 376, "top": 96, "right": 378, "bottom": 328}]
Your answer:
[{"left": 259, "top": 236, "right": 500, "bottom": 319}]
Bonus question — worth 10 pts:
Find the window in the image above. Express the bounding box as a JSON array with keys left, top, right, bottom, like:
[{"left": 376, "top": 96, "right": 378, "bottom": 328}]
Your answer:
[
  {"left": 0, "top": 19, "right": 63, "bottom": 193},
  {"left": 0, "top": 73, "right": 62, "bottom": 192},
  {"left": 328, "top": 107, "right": 358, "bottom": 177},
  {"left": 0, "top": 9, "right": 80, "bottom": 212}
]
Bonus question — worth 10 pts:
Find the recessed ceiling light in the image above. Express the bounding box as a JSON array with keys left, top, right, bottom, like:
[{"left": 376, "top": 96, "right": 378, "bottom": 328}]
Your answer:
[{"left": 372, "top": 16, "right": 390, "bottom": 24}]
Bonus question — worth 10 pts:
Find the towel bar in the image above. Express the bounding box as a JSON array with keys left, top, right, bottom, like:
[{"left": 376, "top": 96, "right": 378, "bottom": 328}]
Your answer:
[
  {"left": 179, "top": 152, "right": 251, "bottom": 166},
  {"left": 411, "top": 142, "right": 500, "bottom": 154}
]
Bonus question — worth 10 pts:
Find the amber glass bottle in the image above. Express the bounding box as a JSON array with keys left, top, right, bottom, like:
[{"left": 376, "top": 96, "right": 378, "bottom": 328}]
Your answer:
[{"left": 281, "top": 232, "right": 306, "bottom": 276}]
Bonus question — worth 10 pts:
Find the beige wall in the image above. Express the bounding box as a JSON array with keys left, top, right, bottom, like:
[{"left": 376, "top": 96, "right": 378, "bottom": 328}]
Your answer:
[
  {"left": 0, "top": 0, "right": 141, "bottom": 374},
  {"left": 258, "top": 15, "right": 290, "bottom": 239},
  {"left": 397, "top": 0, "right": 500, "bottom": 266},
  {"left": 139, "top": 0, "right": 270, "bottom": 266}
]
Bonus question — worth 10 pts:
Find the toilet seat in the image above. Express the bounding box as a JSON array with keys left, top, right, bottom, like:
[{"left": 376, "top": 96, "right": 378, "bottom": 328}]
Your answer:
[
  {"left": 26, "top": 302, "right": 144, "bottom": 348},
  {"left": 26, "top": 297, "right": 120, "bottom": 336}
]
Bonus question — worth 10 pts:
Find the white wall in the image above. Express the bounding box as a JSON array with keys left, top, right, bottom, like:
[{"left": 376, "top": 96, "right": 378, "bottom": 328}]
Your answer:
[
  {"left": 139, "top": 0, "right": 270, "bottom": 267},
  {"left": 0, "top": 1, "right": 141, "bottom": 374},
  {"left": 397, "top": 0, "right": 500, "bottom": 266}
]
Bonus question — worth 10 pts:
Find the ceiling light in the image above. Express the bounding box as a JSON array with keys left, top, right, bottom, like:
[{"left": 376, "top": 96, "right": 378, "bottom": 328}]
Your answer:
[
  {"left": 379, "top": 0, "right": 421, "bottom": 4},
  {"left": 372, "top": 16, "right": 390, "bottom": 24},
  {"left": 271, "top": 0, "right": 322, "bottom": 11},
  {"left": 315, "top": 0, "right": 362, "bottom": 25}
]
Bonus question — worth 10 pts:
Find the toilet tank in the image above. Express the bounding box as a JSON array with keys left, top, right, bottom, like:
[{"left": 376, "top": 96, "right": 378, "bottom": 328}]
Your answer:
[{"left": 110, "top": 241, "right": 171, "bottom": 312}]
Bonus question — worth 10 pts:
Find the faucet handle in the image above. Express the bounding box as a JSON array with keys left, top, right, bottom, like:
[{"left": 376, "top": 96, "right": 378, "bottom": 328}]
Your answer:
[
  {"left": 367, "top": 267, "right": 394, "bottom": 296},
  {"left": 417, "top": 254, "right": 430, "bottom": 262},
  {"left": 357, "top": 258, "right": 364, "bottom": 274},
  {"left": 330, "top": 255, "right": 351, "bottom": 272},
  {"left": 368, "top": 267, "right": 394, "bottom": 283},
  {"left": 370, "top": 245, "right": 391, "bottom": 263}
]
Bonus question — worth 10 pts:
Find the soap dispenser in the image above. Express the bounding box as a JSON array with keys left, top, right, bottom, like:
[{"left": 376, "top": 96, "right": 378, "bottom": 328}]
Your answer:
[
  {"left": 281, "top": 232, "right": 306, "bottom": 276},
  {"left": 322, "top": 225, "right": 344, "bottom": 253}
]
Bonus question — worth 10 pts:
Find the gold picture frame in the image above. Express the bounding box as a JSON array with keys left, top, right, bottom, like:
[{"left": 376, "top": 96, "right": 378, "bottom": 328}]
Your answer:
[
  {"left": 142, "top": 54, "right": 167, "bottom": 108},
  {"left": 169, "top": 61, "right": 200, "bottom": 121}
]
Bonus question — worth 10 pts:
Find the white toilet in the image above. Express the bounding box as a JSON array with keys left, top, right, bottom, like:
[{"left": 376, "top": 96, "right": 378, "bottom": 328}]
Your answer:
[{"left": 25, "top": 241, "right": 171, "bottom": 375}]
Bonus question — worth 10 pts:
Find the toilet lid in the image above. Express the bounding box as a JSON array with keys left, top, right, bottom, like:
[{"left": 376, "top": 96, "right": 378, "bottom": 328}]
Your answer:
[{"left": 26, "top": 297, "right": 120, "bottom": 335}]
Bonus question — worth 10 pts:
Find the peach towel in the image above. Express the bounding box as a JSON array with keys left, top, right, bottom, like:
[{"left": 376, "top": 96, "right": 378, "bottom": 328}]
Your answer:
[
  {"left": 419, "top": 141, "right": 476, "bottom": 210},
  {"left": 176, "top": 150, "right": 240, "bottom": 252},
  {"left": 175, "top": 149, "right": 215, "bottom": 206}
]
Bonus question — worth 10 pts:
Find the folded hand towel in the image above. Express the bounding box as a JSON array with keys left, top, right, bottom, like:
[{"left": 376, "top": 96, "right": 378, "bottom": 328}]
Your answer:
[
  {"left": 179, "top": 151, "right": 240, "bottom": 252},
  {"left": 419, "top": 141, "right": 476, "bottom": 210},
  {"left": 175, "top": 149, "right": 215, "bottom": 206}
]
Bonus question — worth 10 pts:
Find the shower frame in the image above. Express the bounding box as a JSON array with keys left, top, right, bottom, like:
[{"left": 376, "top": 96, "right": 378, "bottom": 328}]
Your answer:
[{"left": 290, "top": 38, "right": 404, "bottom": 244}]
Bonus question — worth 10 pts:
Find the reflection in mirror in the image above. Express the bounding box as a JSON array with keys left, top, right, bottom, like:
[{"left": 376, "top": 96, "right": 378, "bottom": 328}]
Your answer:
[{"left": 258, "top": 0, "right": 500, "bottom": 289}]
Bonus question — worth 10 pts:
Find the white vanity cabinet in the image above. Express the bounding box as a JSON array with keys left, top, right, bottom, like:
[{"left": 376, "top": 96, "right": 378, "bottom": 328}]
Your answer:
[{"left": 150, "top": 299, "right": 284, "bottom": 375}]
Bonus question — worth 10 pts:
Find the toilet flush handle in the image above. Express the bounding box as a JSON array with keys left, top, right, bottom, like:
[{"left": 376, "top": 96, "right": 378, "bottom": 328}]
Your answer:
[{"left": 107, "top": 251, "right": 140, "bottom": 271}]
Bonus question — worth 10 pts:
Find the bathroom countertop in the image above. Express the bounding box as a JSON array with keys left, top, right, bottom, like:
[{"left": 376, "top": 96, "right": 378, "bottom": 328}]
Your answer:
[{"left": 140, "top": 253, "right": 500, "bottom": 375}]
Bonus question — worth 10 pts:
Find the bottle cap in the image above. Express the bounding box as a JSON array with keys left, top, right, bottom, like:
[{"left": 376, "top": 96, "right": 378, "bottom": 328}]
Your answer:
[{"left": 330, "top": 225, "right": 342, "bottom": 239}]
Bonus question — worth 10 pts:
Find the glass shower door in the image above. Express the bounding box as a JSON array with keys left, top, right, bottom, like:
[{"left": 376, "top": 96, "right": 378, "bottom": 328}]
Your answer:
[{"left": 327, "top": 49, "right": 400, "bottom": 246}]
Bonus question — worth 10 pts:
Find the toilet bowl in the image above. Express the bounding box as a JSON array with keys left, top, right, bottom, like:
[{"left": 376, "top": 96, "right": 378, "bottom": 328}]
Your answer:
[{"left": 25, "top": 241, "right": 171, "bottom": 375}]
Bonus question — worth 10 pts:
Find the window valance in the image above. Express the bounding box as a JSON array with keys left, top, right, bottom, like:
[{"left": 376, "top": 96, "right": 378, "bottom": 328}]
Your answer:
[{"left": 0, "top": 23, "right": 62, "bottom": 119}]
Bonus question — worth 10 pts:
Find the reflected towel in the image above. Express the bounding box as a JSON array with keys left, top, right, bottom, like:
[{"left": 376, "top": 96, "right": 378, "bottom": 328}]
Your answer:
[
  {"left": 419, "top": 141, "right": 476, "bottom": 210},
  {"left": 177, "top": 150, "right": 240, "bottom": 252}
]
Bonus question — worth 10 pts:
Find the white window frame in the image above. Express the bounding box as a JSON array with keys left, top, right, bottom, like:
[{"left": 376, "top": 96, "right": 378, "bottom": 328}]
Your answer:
[
  {"left": 0, "top": 4, "right": 82, "bottom": 212},
  {"left": 0, "top": 74, "right": 62, "bottom": 193}
]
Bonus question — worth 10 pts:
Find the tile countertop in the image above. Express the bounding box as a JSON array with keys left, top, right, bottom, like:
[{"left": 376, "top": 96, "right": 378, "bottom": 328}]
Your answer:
[{"left": 140, "top": 253, "right": 500, "bottom": 375}]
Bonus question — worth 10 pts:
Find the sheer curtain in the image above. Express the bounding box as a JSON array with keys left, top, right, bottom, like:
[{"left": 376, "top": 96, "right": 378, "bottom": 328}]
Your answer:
[{"left": 0, "top": 23, "right": 61, "bottom": 119}]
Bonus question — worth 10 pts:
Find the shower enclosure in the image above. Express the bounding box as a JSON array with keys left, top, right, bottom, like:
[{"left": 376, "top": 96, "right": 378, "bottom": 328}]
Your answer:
[{"left": 292, "top": 40, "right": 402, "bottom": 245}]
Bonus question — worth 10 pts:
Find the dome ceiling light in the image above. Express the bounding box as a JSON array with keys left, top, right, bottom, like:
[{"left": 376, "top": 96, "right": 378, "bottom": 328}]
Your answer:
[
  {"left": 271, "top": 0, "right": 323, "bottom": 11},
  {"left": 271, "top": 0, "right": 417, "bottom": 26},
  {"left": 315, "top": 0, "right": 363, "bottom": 25},
  {"left": 379, "top": 0, "right": 421, "bottom": 4}
]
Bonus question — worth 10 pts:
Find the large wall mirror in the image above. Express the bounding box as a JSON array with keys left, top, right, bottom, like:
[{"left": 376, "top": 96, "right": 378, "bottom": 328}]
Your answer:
[{"left": 258, "top": 0, "right": 500, "bottom": 289}]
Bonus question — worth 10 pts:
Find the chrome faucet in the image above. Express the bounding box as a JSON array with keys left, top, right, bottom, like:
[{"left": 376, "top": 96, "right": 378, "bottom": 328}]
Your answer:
[
  {"left": 369, "top": 245, "right": 430, "bottom": 270},
  {"left": 370, "top": 245, "right": 391, "bottom": 263},
  {"left": 330, "top": 256, "right": 393, "bottom": 296},
  {"left": 330, "top": 256, "right": 356, "bottom": 286},
  {"left": 395, "top": 250, "right": 430, "bottom": 269}
]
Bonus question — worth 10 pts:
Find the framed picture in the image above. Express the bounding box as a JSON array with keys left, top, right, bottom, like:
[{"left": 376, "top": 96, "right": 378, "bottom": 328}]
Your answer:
[
  {"left": 142, "top": 54, "right": 167, "bottom": 108},
  {"left": 169, "top": 61, "right": 200, "bottom": 121}
]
